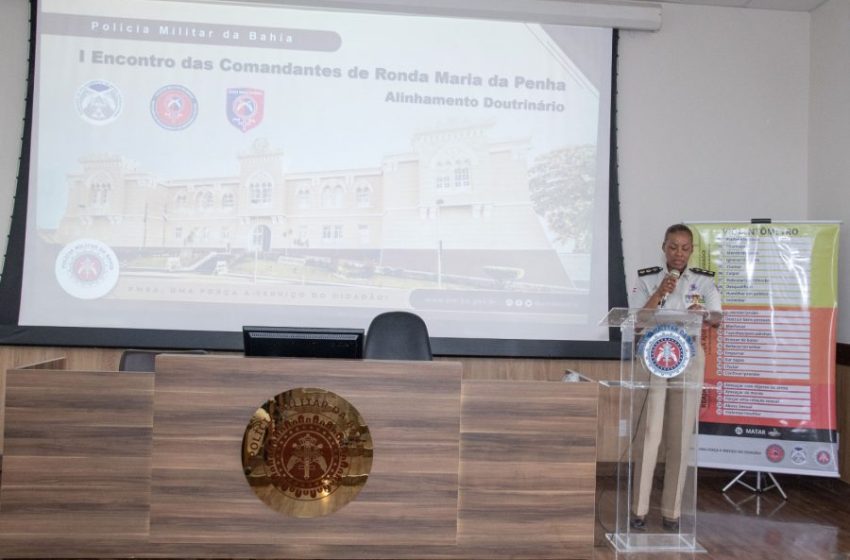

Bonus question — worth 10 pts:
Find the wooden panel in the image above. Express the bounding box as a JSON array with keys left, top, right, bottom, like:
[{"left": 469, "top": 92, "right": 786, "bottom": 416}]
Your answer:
[
  {"left": 7, "top": 472, "right": 850, "bottom": 560},
  {"left": 0, "top": 367, "right": 153, "bottom": 541},
  {"left": 450, "top": 357, "right": 619, "bottom": 462},
  {"left": 458, "top": 379, "right": 598, "bottom": 559},
  {"left": 0, "top": 472, "right": 151, "bottom": 536},
  {"left": 16, "top": 357, "right": 67, "bottom": 370},
  {"left": 9, "top": 346, "right": 842, "bottom": 474},
  {"left": 4, "top": 369, "right": 152, "bottom": 457},
  {"left": 0, "top": 347, "right": 124, "bottom": 459},
  {"left": 459, "top": 490, "right": 595, "bottom": 544},
  {"left": 447, "top": 356, "right": 619, "bottom": 382},
  {"left": 149, "top": 355, "right": 463, "bottom": 546},
  {"left": 0, "top": 347, "right": 621, "bottom": 460},
  {"left": 0, "top": 349, "right": 600, "bottom": 559}
]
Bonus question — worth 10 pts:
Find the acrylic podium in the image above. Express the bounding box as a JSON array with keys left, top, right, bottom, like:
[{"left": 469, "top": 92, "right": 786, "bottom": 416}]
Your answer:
[{"left": 600, "top": 307, "right": 706, "bottom": 554}]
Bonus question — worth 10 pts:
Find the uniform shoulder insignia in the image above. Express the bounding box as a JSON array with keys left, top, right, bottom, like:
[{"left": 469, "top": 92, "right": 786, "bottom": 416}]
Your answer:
[
  {"left": 638, "top": 266, "right": 662, "bottom": 277},
  {"left": 690, "top": 267, "right": 715, "bottom": 277}
]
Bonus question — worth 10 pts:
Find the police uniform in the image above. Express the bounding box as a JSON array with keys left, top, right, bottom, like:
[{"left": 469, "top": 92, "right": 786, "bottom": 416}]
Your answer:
[
  {"left": 631, "top": 266, "right": 722, "bottom": 314},
  {"left": 629, "top": 266, "right": 722, "bottom": 523}
]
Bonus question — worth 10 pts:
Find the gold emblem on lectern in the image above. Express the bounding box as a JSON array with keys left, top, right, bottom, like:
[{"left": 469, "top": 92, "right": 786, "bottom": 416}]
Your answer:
[{"left": 241, "top": 388, "right": 373, "bottom": 517}]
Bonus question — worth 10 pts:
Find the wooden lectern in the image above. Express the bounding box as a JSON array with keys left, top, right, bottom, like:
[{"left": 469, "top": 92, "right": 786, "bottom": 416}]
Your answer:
[{"left": 0, "top": 354, "right": 598, "bottom": 559}]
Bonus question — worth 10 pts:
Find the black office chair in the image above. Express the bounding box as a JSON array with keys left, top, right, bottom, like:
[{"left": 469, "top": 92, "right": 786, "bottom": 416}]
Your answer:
[
  {"left": 118, "top": 349, "right": 207, "bottom": 372},
  {"left": 363, "top": 311, "right": 433, "bottom": 361}
]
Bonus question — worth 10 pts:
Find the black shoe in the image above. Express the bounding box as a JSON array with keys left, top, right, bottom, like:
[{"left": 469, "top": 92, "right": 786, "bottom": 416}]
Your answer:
[
  {"left": 630, "top": 516, "right": 646, "bottom": 531},
  {"left": 662, "top": 517, "right": 679, "bottom": 531}
]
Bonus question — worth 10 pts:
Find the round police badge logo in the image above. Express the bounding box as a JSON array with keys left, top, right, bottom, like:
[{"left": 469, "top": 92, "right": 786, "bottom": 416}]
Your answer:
[
  {"left": 151, "top": 85, "right": 198, "bottom": 130},
  {"left": 55, "top": 239, "right": 120, "bottom": 299},
  {"left": 242, "top": 387, "right": 373, "bottom": 518},
  {"left": 639, "top": 323, "right": 694, "bottom": 379},
  {"left": 765, "top": 444, "right": 785, "bottom": 463},
  {"left": 790, "top": 446, "right": 807, "bottom": 465},
  {"left": 76, "top": 80, "right": 122, "bottom": 125},
  {"left": 815, "top": 449, "right": 832, "bottom": 466}
]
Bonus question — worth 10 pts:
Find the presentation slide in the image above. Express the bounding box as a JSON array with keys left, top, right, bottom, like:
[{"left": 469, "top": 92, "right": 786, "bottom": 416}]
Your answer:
[{"left": 20, "top": 0, "right": 613, "bottom": 342}]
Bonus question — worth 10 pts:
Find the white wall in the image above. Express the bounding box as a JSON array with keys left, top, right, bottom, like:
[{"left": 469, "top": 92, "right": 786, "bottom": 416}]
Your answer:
[
  {"left": 810, "top": 0, "right": 850, "bottom": 344},
  {"left": 618, "top": 3, "right": 810, "bottom": 284},
  {"left": 0, "top": 0, "right": 29, "bottom": 278}
]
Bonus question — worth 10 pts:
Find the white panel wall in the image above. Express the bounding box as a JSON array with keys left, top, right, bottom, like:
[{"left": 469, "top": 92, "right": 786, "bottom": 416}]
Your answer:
[
  {"left": 810, "top": 0, "right": 850, "bottom": 343},
  {"left": 0, "top": 0, "right": 29, "bottom": 278},
  {"left": 617, "top": 3, "right": 810, "bottom": 286}
]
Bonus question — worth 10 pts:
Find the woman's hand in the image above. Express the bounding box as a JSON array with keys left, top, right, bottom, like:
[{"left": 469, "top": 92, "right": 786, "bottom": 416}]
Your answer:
[{"left": 655, "top": 274, "right": 679, "bottom": 300}]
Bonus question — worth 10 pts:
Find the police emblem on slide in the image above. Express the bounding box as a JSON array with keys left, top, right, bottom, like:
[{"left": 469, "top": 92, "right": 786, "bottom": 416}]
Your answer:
[
  {"left": 54, "top": 239, "right": 120, "bottom": 299},
  {"left": 150, "top": 85, "right": 198, "bottom": 130},
  {"left": 76, "top": 80, "right": 122, "bottom": 125},
  {"left": 242, "top": 387, "right": 373, "bottom": 518},
  {"left": 227, "top": 88, "right": 264, "bottom": 132},
  {"left": 639, "top": 323, "right": 694, "bottom": 379}
]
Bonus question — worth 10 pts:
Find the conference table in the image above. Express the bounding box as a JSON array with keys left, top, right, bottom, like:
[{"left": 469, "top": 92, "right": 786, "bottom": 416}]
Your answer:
[{"left": 0, "top": 354, "right": 598, "bottom": 559}]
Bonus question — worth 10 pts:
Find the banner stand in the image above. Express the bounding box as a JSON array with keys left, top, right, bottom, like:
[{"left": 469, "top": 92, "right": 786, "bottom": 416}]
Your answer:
[
  {"left": 721, "top": 488, "right": 787, "bottom": 518},
  {"left": 722, "top": 470, "right": 787, "bottom": 499},
  {"left": 689, "top": 221, "right": 841, "bottom": 480}
]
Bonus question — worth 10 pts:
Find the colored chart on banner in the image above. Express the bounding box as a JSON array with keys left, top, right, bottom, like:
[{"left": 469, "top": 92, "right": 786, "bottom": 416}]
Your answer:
[{"left": 690, "top": 222, "right": 839, "bottom": 476}]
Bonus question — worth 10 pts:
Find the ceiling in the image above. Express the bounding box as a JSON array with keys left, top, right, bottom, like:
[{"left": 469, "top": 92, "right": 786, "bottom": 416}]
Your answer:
[
  {"left": 656, "top": 0, "right": 826, "bottom": 10},
  {"left": 553, "top": 0, "right": 828, "bottom": 12}
]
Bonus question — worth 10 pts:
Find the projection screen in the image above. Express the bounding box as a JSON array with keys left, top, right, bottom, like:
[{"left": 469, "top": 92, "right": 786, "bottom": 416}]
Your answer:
[{"left": 10, "top": 0, "right": 618, "bottom": 354}]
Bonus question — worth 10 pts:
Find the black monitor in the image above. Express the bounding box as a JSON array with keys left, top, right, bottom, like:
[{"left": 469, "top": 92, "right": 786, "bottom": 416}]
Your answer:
[{"left": 242, "top": 326, "right": 364, "bottom": 359}]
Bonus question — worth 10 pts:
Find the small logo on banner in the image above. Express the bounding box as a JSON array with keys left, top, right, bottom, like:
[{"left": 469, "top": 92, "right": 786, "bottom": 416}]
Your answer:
[
  {"left": 76, "top": 80, "right": 122, "bottom": 125},
  {"left": 227, "top": 88, "right": 264, "bottom": 132},
  {"left": 765, "top": 444, "right": 785, "bottom": 463},
  {"left": 790, "top": 447, "right": 807, "bottom": 465},
  {"left": 151, "top": 85, "right": 198, "bottom": 130},
  {"left": 639, "top": 323, "right": 694, "bottom": 379},
  {"left": 55, "top": 239, "right": 120, "bottom": 299},
  {"left": 815, "top": 449, "right": 832, "bottom": 466}
]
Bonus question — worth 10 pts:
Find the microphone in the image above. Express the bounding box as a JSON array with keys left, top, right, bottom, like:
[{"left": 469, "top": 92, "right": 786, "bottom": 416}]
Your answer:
[{"left": 659, "top": 269, "right": 681, "bottom": 308}]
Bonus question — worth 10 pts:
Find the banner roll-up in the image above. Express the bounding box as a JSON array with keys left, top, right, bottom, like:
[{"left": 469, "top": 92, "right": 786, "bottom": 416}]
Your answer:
[{"left": 690, "top": 222, "right": 840, "bottom": 477}]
